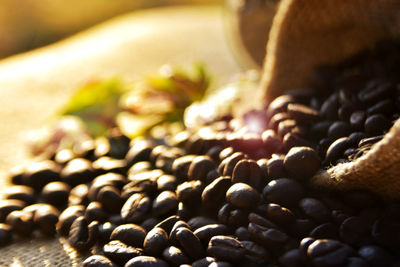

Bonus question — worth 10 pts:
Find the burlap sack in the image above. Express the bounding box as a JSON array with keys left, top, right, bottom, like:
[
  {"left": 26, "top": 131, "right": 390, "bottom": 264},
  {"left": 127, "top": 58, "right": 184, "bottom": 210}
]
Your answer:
[{"left": 261, "top": 0, "right": 400, "bottom": 198}]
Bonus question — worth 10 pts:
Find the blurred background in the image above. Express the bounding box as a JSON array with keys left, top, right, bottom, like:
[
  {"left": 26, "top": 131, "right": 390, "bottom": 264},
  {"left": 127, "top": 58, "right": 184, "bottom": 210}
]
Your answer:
[{"left": 0, "top": 0, "right": 223, "bottom": 59}]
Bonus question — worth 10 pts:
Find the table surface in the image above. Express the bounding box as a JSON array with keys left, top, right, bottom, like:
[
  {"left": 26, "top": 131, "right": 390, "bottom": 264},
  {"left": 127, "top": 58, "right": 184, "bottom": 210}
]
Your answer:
[{"left": 0, "top": 6, "right": 242, "bottom": 266}]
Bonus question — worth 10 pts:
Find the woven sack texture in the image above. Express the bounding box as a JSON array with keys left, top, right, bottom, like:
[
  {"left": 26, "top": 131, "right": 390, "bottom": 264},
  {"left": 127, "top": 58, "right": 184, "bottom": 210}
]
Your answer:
[{"left": 261, "top": 0, "right": 400, "bottom": 198}]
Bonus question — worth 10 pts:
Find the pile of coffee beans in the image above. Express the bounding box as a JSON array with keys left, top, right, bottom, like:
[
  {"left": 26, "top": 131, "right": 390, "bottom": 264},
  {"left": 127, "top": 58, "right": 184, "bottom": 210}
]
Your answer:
[{"left": 1, "top": 43, "right": 400, "bottom": 267}]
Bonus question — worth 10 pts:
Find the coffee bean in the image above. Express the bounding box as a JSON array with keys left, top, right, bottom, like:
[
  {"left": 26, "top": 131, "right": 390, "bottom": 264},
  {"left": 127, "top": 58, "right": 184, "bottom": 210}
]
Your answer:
[
  {"left": 292, "top": 218, "right": 316, "bottom": 238},
  {"left": 348, "top": 132, "right": 369, "bottom": 146},
  {"left": 98, "top": 222, "right": 117, "bottom": 244},
  {"left": 248, "top": 223, "right": 289, "bottom": 252},
  {"left": 41, "top": 181, "right": 70, "bottom": 207},
  {"left": 358, "top": 135, "right": 384, "bottom": 148},
  {"left": 188, "top": 156, "right": 215, "bottom": 182},
  {"left": 263, "top": 178, "right": 305, "bottom": 207},
  {"left": 6, "top": 210, "right": 34, "bottom": 236},
  {"left": 307, "top": 239, "right": 355, "bottom": 267},
  {"left": 0, "top": 223, "right": 12, "bottom": 247},
  {"left": 154, "top": 215, "right": 180, "bottom": 233},
  {"left": 169, "top": 220, "right": 190, "bottom": 246},
  {"left": 152, "top": 191, "right": 178, "bottom": 217},
  {"left": 3, "top": 185, "right": 35, "bottom": 204},
  {"left": 235, "top": 227, "right": 251, "bottom": 241},
  {"left": 61, "top": 158, "right": 93, "bottom": 187},
  {"left": 56, "top": 205, "right": 85, "bottom": 236},
  {"left": 241, "top": 240, "right": 271, "bottom": 262},
  {"left": 309, "top": 120, "right": 332, "bottom": 140},
  {"left": 69, "top": 184, "right": 89, "bottom": 206},
  {"left": 267, "top": 95, "right": 295, "bottom": 118},
  {"left": 218, "top": 204, "right": 249, "bottom": 228},
  {"left": 268, "top": 113, "right": 291, "bottom": 130},
  {"left": 176, "top": 202, "right": 195, "bottom": 221},
  {"left": 201, "top": 177, "right": 231, "bottom": 212},
  {"left": 364, "top": 114, "right": 391, "bottom": 135},
  {"left": 68, "top": 216, "right": 98, "bottom": 251},
  {"left": 265, "top": 203, "right": 296, "bottom": 227},
  {"left": 261, "top": 130, "right": 283, "bottom": 155},
  {"left": 277, "top": 119, "right": 298, "bottom": 138},
  {"left": 177, "top": 180, "right": 203, "bottom": 205},
  {"left": 207, "top": 235, "right": 246, "bottom": 262},
  {"left": 349, "top": 111, "right": 366, "bottom": 131},
  {"left": 82, "top": 255, "right": 118, "bottom": 267},
  {"left": 192, "top": 257, "right": 216, "bottom": 267},
  {"left": 324, "top": 137, "right": 352, "bottom": 165},
  {"left": 299, "top": 198, "right": 331, "bottom": 223},
  {"left": 103, "top": 240, "right": 143, "bottom": 265},
  {"left": 125, "top": 139, "right": 154, "bottom": 166},
  {"left": 218, "top": 152, "right": 246, "bottom": 176},
  {"left": 299, "top": 237, "right": 315, "bottom": 261},
  {"left": 92, "top": 156, "right": 126, "bottom": 175},
  {"left": 358, "top": 245, "right": 394, "bottom": 267},
  {"left": 143, "top": 227, "right": 169, "bottom": 256},
  {"left": 125, "top": 256, "right": 168, "bottom": 267},
  {"left": 367, "top": 99, "right": 395, "bottom": 116},
  {"left": 225, "top": 183, "right": 260, "bottom": 209},
  {"left": 219, "top": 147, "right": 234, "bottom": 161},
  {"left": 278, "top": 249, "right": 303, "bottom": 267},
  {"left": 187, "top": 216, "right": 218, "bottom": 231},
  {"left": 371, "top": 218, "right": 400, "bottom": 250},
  {"left": 32, "top": 204, "right": 59, "bottom": 236},
  {"left": 310, "top": 223, "right": 338, "bottom": 239},
  {"left": 176, "top": 227, "right": 204, "bottom": 260},
  {"left": 266, "top": 156, "right": 287, "bottom": 178},
  {"left": 358, "top": 82, "right": 395, "bottom": 103},
  {"left": 345, "top": 257, "right": 369, "bottom": 267},
  {"left": 0, "top": 199, "right": 26, "bottom": 222},
  {"left": 128, "top": 161, "right": 152, "bottom": 175},
  {"left": 284, "top": 147, "right": 320, "bottom": 179},
  {"left": 287, "top": 103, "right": 319, "bottom": 122},
  {"left": 232, "top": 159, "right": 265, "bottom": 190},
  {"left": 320, "top": 94, "right": 339, "bottom": 120},
  {"left": 85, "top": 201, "right": 108, "bottom": 223},
  {"left": 328, "top": 121, "right": 352, "bottom": 140},
  {"left": 162, "top": 246, "right": 190, "bottom": 265},
  {"left": 96, "top": 186, "right": 122, "bottom": 214},
  {"left": 194, "top": 224, "right": 229, "bottom": 245},
  {"left": 89, "top": 173, "right": 126, "bottom": 201},
  {"left": 121, "top": 193, "right": 152, "bottom": 223},
  {"left": 157, "top": 175, "right": 178, "bottom": 192},
  {"left": 110, "top": 224, "right": 146, "bottom": 248},
  {"left": 339, "top": 216, "right": 371, "bottom": 245},
  {"left": 209, "top": 262, "right": 233, "bottom": 267}
]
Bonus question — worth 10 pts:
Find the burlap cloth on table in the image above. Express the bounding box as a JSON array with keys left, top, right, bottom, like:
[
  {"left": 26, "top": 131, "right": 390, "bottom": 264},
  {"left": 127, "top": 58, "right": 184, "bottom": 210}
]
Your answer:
[{"left": 261, "top": 0, "right": 400, "bottom": 199}]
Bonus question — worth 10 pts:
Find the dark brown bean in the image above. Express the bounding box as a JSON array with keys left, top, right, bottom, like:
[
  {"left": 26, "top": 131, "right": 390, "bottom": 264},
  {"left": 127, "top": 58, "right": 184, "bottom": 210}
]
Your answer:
[
  {"left": 144, "top": 227, "right": 169, "bottom": 256},
  {"left": 262, "top": 178, "right": 305, "bottom": 207},
  {"left": 176, "top": 227, "right": 205, "bottom": 260},
  {"left": 284, "top": 147, "right": 320, "bottom": 180},
  {"left": 226, "top": 183, "right": 260, "bottom": 209},
  {"left": 188, "top": 156, "right": 216, "bottom": 182},
  {"left": 68, "top": 216, "right": 98, "bottom": 251},
  {"left": 152, "top": 191, "right": 178, "bottom": 217},
  {"left": 5, "top": 210, "right": 34, "bottom": 236},
  {"left": 103, "top": 240, "right": 143, "bottom": 265},
  {"left": 299, "top": 198, "right": 331, "bottom": 223},
  {"left": 0, "top": 223, "right": 12, "bottom": 247},
  {"left": 121, "top": 193, "right": 152, "bottom": 223},
  {"left": 56, "top": 205, "right": 85, "bottom": 236},
  {"left": 207, "top": 235, "right": 246, "bottom": 262},
  {"left": 110, "top": 224, "right": 146, "bottom": 248},
  {"left": 162, "top": 246, "right": 190, "bottom": 265},
  {"left": 82, "top": 255, "right": 118, "bottom": 267},
  {"left": 125, "top": 256, "right": 169, "bottom": 267},
  {"left": 0, "top": 199, "right": 26, "bottom": 222}
]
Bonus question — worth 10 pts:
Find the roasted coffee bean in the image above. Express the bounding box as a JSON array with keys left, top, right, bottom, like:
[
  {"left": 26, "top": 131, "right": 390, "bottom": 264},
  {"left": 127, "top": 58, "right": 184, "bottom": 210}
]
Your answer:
[
  {"left": 277, "top": 119, "right": 298, "bottom": 138},
  {"left": 157, "top": 175, "right": 178, "bottom": 192},
  {"left": 291, "top": 218, "right": 316, "bottom": 238},
  {"left": 128, "top": 161, "right": 152, "bottom": 175},
  {"left": 56, "top": 205, "right": 85, "bottom": 236},
  {"left": 349, "top": 111, "right": 366, "bottom": 131},
  {"left": 278, "top": 249, "right": 303, "bottom": 267},
  {"left": 226, "top": 183, "right": 260, "bottom": 209},
  {"left": 235, "top": 227, "right": 251, "bottom": 241},
  {"left": 194, "top": 224, "right": 229, "bottom": 245},
  {"left": 266, "top": 156, "right": 287, "bottom": 178},
  {"left": 371, "top": 218, "right": 400, "bottom": 250},
  {"left": 154, "top": 215, "right": 181, "bottom": 233},
  {"left": 54, "top": 148, "right": 75, "bottom": 165},
  {"left": 24, "top": 161, "right": 60, "bottom": 191},
  {"left": 219, "top": 147, "right": 234, "bottom": 161},
  {"left": 68, "top": 216, "right": 98, "bottom": 251},
  {"left": 110, "top": 224, "right": 146, "bottom": 248},
  {"left": 357, "top": 82, "right": 395, "bottom": 103},
  {"left": 320, "top": 94, "right": 339, "bottom": 120},
  {"left": 0, "top": 223, "right": 12, "bottom": 247},
  {"left": 192, "top": 257, "right": 216, "bottom": 267},
  {"left": 367, "top": 99, "right": 395, "bottom": 116},
  {"left": 287, "top": 103, "right": 319, "bottom": 122},
  {"left": 299, "top": 198, "right": 331, "bottom": 223},
  {"left": 248, "top": 223, "right": 289, "bottom": 251},
  {"left": 41, "top": 181, "right": 70, "bottom": 207},
  {"left": 176, "top": 227, "right": 204, "bottom": 260},
  {"left": 96, "top": 186, "right": 122, "bottom": 214},
  {"left": 358, "top": 135, "right": 384, "bottom": 148},
  {"left": 125, "top": 139, "right": 154, "bottom": 166},
  {"left": 307, "top": 239, "right": 355, "bottom": 267},
  {"left": 188, "top": 156, "right": 215, "bottom": 182},
  {"left": 92, "top": 156, "right": 126, "bottom": 175},
  {"left": 338, "top": 104, "right": 356, "bottom": 121},
  {"left": 339, "top": 216, "right": 371, "bottom": 245},
  {"left": 143, "top": 227, "right": 169, "bottom": 256},
  {"left": 218, "top": 152, "right": 246, "bottom": 176},
  {"left": 282, "top": 133, "right": 310, "bottom": 152},
  {"left": 176, "top": 202, "right": 195, "bottom": 221},
  {"left": 5, "top": 210, "right": 34, "bottom": 236},
  {"left": 3, "top": 185, "right": 35, "bottom": 204},
  {"left": 162, "top": 246, "right": 190, "bottom": 265},
  {"left": 265, "top": 203, "right": 296, "bottom": 227},
  {"left": 299, "top": 237, "right": 316, "bottom": 261},
  {"left": 125, "top": 256, "right": 168, "bottom": 267},
  {"left": 310, "top": 222, "right": 338, "bottom": 239},
  {"left": 358, "top": 245, "right": 394, "bottom": 267},
  {"left": 61, "top": 158, "right": 93, "bottom": 187},
  {"left": 364, "top": 114, "right": 392, "bottom": 135},
  {"left": 169, "top": 220, "right": 190, "bottom": 245},
  {"left": 327, "top": 121, "right": 352, "bottom": 139},
  {"left": 82, "top": 255, "right": 118, "bottom": 267},
  {"left": 152, "top": 191, "right": 178, "bottom": 217},
  {"left": 218, "top": 204, "right": 249, "bottom": 228},
  {"left": 261, "top": 130, "right": 283, "bottom": 155},
  {"left": 268, "top": 112, "right": 291, "bottom": 130},
  {"left": 267, "top": 95, "right": 295, "bottom": 117},
  {"left": 209, "top": 262, "right": 233, "bottom": 267},
  {"left": 103, "top": 240, "right": 143, "bottom": 265},
  {"left": 232, "top": 159, "right": 265, "bottom": 190},
  {"left": 207, "top": 235, "right": 246, "bottom": 262},
  {"left": 0, "top": 199, "right": 26, "bottom": 222},
  {"left": 201, "top": 177, "right": 231, "bottom": 212},
  {"left": 85, "top": 201, "right": 108, "bottom": 223},
  {"left": 98, "top": 222, "right": 117, "bottom": 244},
  {"left": 121, "top": 193, "right": 152, "bottom": 223},
  {"left": 324, "top": 137, "right": 352, "bottom": 164},
  {"left": 348, "top": 132, "right": 369, "bottom": 146},
  {"left": 206, "top": 146, "right": 224, "bottom": 162},
  {"left": 262, "top": 178, "right": 304, "bottom": 207},
  {"left": 187, "top": 216, "right": 218, "bottom": 231},
  {"left": 284, "top": 147, "right": 320, "bottom": 179},
  {"left": 345, "top": 257, "right": 369, "bottom": 267},
  {"left": 69, "top": 184, "right": 89, "bottom": 206},
  {"left": 242, "top": 240, "right": 270, "bottom": 262},
  {"left": 89, "top": 173, "right": 126, "bottom": 201},
  {"left": 32, "top": 204, "right": 59, "bottom": 236},
  {"left": 176, "top": 180, "right": 203, "bottom": 205},
  {"left": 309, "top": 120, "right": 332, "bottom": 140}
]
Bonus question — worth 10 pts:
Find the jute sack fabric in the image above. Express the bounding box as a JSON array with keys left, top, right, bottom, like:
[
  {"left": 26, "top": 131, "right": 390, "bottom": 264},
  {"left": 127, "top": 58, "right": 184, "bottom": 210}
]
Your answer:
[{"left": 261, "top": 0, "right": 400, "bottom": 198}]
